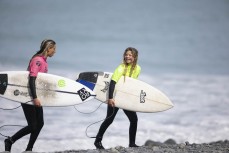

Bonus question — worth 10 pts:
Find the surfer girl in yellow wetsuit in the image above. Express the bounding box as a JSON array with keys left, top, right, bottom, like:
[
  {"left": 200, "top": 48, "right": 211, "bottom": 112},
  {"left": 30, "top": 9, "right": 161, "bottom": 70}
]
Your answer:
[
  {"left": 4, "top": 39, "right": 56, "bottom": 152},
  {"left": 94, "top": 47, "right": 141, "bottom": 149}
]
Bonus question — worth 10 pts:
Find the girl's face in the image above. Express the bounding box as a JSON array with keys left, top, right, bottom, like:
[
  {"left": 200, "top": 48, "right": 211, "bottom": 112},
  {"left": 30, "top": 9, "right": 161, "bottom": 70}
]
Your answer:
[
  {"left": 124, "top": 50, "right": 135, "bottom": 64},
  {"left": 47, "top": 45, "right": 56, "bottom": 57}
]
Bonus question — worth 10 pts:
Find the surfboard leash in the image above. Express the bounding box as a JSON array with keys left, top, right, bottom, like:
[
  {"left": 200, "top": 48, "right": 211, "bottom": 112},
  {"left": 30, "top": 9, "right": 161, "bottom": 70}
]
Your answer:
[
  {"left": 0, "top": 104, "right": 22, "bottom": 110},
  {"left": 0, "top": 101, "right": 31, "bottom": 138},
  {"left": 0, "top": 100, "right": 32, "bottom": 110},
  {"left": 85, "top": 106, "right": 115, "bottom": 139},
  {"left": 72, "top": 100, "right": 115, "bottom": 138},
  {"left": 73, "top": 101, "right": 104, "bottom": 114},
  {"left": 0, "top": 124, "right": 25, "bottom": 138}
]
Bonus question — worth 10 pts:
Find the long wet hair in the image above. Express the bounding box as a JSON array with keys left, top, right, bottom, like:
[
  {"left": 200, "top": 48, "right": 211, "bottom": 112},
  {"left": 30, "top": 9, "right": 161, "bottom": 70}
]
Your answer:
[
  {"left": 122, "top": 47, "right": 139, "bottom": 77},
  {"left": 27, "top": 39, "right": 56, "bottom": 69},
  {"left": 31, "top": 39, "right": 56, "bottom": 59}
]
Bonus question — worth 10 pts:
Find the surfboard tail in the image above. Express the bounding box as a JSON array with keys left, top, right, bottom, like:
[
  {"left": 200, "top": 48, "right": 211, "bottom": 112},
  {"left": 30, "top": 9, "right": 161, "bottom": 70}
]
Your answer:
[
  {"left": 0, "top": 73, "right": 8, "bottom": 95},
  {"left": 76, "top": 71, "right": 103, "bottom": 90}
]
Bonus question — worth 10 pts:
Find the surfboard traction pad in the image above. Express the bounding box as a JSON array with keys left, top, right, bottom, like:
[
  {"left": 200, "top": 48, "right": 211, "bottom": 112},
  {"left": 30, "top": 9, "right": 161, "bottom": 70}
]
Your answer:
[
  {"left": 77, "top": 72, "right": 102, "bottom": 83},
  {"left": 77, "top": 72, "right": 106, "bottom": 91},
  {"left": 0, "top": 74, "right": 7, "bottom": 95}
]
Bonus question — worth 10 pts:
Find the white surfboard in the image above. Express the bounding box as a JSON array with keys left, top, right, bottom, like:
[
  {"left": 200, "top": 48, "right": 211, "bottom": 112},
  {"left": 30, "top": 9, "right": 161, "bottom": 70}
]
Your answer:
[
  {"left": 76, "top": 71, "right": 174, "bottom": 113},
  {"left": 0, "top": 71, "right": 95, "bottom": 107}
]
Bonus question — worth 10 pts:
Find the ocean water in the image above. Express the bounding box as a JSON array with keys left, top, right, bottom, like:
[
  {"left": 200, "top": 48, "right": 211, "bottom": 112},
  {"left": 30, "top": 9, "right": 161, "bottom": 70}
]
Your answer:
[{"left": 0, "top": 0, "right": 229, "bottom": 152}]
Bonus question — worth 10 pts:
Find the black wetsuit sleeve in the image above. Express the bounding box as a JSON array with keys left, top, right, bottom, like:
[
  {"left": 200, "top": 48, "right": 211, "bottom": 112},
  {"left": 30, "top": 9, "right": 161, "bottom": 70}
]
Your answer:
[
  {"left": 108, "top": 80, "right": 116, "bottom": 99},
  {"left": 29, "top": 76, "right": 37, "bottom": 99}
]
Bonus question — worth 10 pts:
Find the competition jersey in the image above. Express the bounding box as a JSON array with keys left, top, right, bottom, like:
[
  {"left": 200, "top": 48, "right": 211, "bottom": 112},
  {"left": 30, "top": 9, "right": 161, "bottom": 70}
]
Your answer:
[
  {"left": 28, "top": 56, "right": 48, "bottom": 77},
  {"left": 111, "top": 63, "right": 141, "bottom": 82}
]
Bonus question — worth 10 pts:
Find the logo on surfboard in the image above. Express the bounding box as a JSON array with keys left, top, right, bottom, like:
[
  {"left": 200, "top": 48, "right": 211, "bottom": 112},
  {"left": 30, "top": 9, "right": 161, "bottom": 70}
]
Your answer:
[
  {"left": 101, "top": 81, "right": 109, "bottom": 93},
  {"left": 77, "top": 88, "right": 91, "bottom": 101},
  {"left": 104, "top": 73, "right": 110, "bottom": 78},
  {"left": 58, "top": 79, "right": 66, "bottom": 87},
  {"left": 14, "top": 89, "right": 29, "bottom": 97},
  {"left": 140, "top": 90, "right": 146, "bottom": 103}
]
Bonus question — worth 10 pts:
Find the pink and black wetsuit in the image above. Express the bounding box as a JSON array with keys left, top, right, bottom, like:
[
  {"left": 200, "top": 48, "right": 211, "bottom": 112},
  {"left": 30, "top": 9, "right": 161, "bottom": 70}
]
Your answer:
[
  {"left": 29, "top": 55, "right": 48, "bottom": 76},
  {"left": 5, "top": 39, "right": 56, "bottom": 152},
  {"left": 9, "top": 55, "right": 47, "bottom": 151},
  {"left": 28, "top": 55, "right": 48, "bottom": 99}
]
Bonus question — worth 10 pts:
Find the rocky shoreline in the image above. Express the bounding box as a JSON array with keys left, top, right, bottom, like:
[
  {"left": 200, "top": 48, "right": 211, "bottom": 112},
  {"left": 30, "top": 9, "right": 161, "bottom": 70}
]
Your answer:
[{"left": 51, "top": 139, "right": 229, "bottom": 153}]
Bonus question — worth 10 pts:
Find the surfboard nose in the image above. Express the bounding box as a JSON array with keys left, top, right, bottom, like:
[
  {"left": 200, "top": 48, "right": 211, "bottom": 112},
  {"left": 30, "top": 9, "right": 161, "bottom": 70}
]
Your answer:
[{"left": 168, "top": 99, "right": 174, "bottom": 107}]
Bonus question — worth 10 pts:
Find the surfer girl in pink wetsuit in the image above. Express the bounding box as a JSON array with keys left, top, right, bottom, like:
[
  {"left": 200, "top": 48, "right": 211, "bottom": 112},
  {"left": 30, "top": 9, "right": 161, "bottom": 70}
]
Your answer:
[
  {"left": 94, "top": 47, "right": 141, "bottom": 149},
  {"left": 4, "top": 39, "right": 56, "bottom": 152}
]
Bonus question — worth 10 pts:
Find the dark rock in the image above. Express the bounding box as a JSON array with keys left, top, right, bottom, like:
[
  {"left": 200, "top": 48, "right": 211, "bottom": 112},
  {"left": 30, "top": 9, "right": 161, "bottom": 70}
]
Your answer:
[
  {"left": 164, "top": 139, "right": 177, "bottom": 145},
  {"left": 144, "top": 140, "right": 163, "bottom": 147},
  {"left": 185, "top": 141, "right": 190, "bottom": 145}
]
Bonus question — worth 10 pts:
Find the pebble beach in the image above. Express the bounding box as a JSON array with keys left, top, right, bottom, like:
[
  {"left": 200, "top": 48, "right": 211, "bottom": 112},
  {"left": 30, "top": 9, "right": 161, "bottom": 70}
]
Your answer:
[
  {"left": 1, "top": 139, "right": 229, "bottom": 153},
  {"left": 50, "top": 139, "right": 229, "bottom": 153}
]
